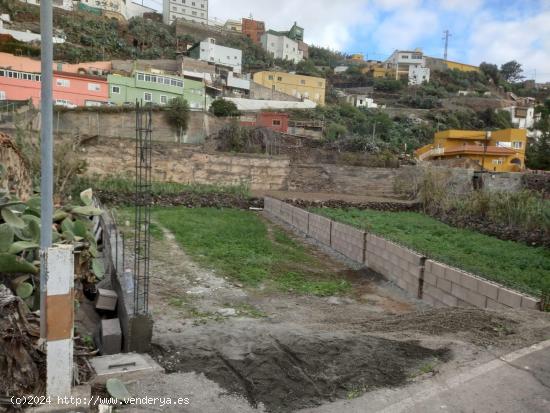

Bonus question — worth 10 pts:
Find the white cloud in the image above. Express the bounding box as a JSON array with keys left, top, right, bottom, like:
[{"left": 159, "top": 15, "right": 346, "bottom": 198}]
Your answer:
[
  {"left": 468, "top": 11, "right": 550, "bottom": 81},
  {"left": 370, "top": 8, "right": 439, "bottom": 53},
  {"left": 208, "top": 0, "right": 371, "bottom": 50},
  {"left": 437, "top": 0, "right": 484, "bottom": 12}
]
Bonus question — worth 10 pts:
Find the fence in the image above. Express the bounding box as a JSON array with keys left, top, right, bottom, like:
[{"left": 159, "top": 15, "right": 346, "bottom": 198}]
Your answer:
[{"left": 263, "top": 197, "right": 541, "bottom": 311}]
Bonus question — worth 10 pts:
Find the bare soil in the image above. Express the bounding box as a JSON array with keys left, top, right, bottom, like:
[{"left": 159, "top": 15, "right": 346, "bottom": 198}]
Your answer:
[{"left": 117, "top": 214, "right": 550, "bottom": 413}]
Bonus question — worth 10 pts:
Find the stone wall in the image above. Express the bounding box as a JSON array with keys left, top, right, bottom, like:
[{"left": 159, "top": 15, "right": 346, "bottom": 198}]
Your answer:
[
  {"left": 51, "top": 110, "right": 229, "bottom": 144},
  {"left": 264, "top": 197, "right": 541, "bottom": 311},
  {"left": 0, "top": 132, "right": 32, "bottom": 200},
  {"left": 82, "top": 137, "right": 291, "bottom": 191}
]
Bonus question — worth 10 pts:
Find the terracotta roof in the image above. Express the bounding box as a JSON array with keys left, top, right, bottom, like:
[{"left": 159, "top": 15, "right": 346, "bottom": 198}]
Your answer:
[{"left": 443, "top": 145, "right": 517, "bottom": 156}]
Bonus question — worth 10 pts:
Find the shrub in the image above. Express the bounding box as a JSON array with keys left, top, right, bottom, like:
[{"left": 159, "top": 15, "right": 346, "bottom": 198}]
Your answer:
[
  {"left": 165, "top": 97, "right": 190, "bottom": 138},
  {"left": 210, "top": 99, "right": 240, "bottom": 117}
]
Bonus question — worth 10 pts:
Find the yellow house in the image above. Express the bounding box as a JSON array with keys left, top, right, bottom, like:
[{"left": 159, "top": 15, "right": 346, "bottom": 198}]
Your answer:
[
  {"left": 252, "top": 71, "right": 326, "bottom": 106},
  {"left": 444, "top": 60, "right": 480, "bottom": 73},
  {"left": 224, "top": 19, "right": 242, "bottom": 32},
  {"left": 360, "top": 62, "right": 392, "bottom": 78},
  {"left": 415, "top": 129, "right": 527, "bottom": 172},
  {"left": 350, "top": 53, "right": 365, "bottom": 62}
]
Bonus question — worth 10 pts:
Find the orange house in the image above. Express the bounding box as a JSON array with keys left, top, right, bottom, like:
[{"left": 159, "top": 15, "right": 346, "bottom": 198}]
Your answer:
[
  {"left": 0, "top": 68, "right": 109, "bottom": 107},
  {"left": 415, "top": 129, "right": 527, "bottom": 172}
]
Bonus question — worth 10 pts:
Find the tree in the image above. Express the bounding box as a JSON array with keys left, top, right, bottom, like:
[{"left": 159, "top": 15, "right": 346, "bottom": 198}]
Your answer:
[
  {"left": 500, "top": 60, "right": 524, "bottom": 83},
  {"left": 210, "top": 99, "right": 240, "bottom": 117},
  {"left": 165, "top": 97, "right": 190, "bottom": 139},
  {"left": 295, "top": 60, "right": 322, "bottom": 77},
  {"left": 479, "top": 62, "right": 501, "bottom": 85},
  {"left": 526, "top": 99, "right": 550, "bottom": 170}
]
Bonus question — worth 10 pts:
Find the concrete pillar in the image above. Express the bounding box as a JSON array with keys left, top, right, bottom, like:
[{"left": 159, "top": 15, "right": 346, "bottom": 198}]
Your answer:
[{"left": 46, "top": 245, "right": 74, "bottom": 398}]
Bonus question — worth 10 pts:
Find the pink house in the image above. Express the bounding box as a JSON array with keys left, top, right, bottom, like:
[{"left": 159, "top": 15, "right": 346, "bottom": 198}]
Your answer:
[{"left": 0, "top": 68, "right": 109, "bottom": 106}]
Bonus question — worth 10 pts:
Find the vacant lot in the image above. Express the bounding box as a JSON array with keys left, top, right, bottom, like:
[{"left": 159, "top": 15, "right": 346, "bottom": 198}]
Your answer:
[
  {"left": 313, "top": 208, "right": 550, "bottom": 296},
  {"left": 154, "top": 207, "right": 351, "bottom": 296}
]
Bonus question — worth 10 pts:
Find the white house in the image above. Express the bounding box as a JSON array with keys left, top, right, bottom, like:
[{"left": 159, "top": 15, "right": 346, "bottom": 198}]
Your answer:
[
  {"left": 334, "top": 66, "right": 349, "bottom": 74},
  {"left": 163, "top": 0, "right": 208, "bottom": 25},
  {"left": 189, "top": 38, "right": 242, "bottom": 74},
  {"left": 502, "top": 106, "right": 536, "bottom": 129},
  {"left": 0, "top": 20, "right": 65, "bottom": 43},
  {"left": 384, "top": 49, "right": 426, "bottom": 80},
  {"left": 19, "top": 0, "right": 73, "bottom": 10},
  {"left": 408, "top": 65, "right": 430, "bottom": 85},
  {"left": 261, "top": 32, "right": 303, "bottom": 63},
  {"left": 126, "top": 1, "right": 156, "bottom": 18},
  {"left": 346, "top": 95, "right": 378, "bottom": 109}
]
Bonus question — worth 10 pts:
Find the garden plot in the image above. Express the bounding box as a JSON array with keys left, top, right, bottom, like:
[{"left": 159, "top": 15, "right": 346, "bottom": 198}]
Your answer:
[{"left": 116, "top": 207, "right": 550, "bottom": 413}]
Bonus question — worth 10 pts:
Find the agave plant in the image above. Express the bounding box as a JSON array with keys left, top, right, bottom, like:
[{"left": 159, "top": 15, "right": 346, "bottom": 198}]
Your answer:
[{"left": 0, "top": 188, "right": 104, "bottom": 305}]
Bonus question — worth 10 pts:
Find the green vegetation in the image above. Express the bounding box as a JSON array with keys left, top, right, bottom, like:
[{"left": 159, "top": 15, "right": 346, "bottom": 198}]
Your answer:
[
  {"left": 71, "top": 176, "right": 251, "bottom": 199},
  {"left": 165, "top": 97, "right": 190, "bottom": 138},
  {"left": 313, "top": 208, "right": 550, "bottom": 296},
  {"left": 210, "top": 99, "right": 241, "bottom": 117},
  {"left": 527, "top": 99, "right": 550, "bottom": 170},
  {"left": 153, "top": 208, "right": 351, "bottom": 296}
]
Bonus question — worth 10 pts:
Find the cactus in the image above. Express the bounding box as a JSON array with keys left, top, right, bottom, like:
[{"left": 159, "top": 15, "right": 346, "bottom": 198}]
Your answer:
[
  {"left": 1, "top": 207, "right": 25, "bottom": 229},
  {"left": 0, "top": 224, "right": 14, "bottom": 252},
  {"left": 106, "top": 378, "right": 131, "bottom": 402},
  {"left": 0, "top": 253, "right": 38, "bottom": 274},
  {"left": 16, "top": 282, "right": 34, "bottom": 299}
]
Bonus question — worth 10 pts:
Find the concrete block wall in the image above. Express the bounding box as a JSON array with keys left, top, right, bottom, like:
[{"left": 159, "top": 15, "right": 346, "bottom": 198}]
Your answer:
[
  {"left": 263, "top": 197, "right": 541, "bottom": 311},
  {"left": 423, "top": 260, "right": 540, "bottom": 310},
  {"left": 365, "top": 234, "right": 423, "bottom": 297},
  {"left": 331, "top": 222, "right": 366, "bottom": 264}
]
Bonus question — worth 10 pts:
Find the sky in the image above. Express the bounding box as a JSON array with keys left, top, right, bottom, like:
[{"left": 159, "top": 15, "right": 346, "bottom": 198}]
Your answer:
[{"left": 142, "top": 0, "right": 550, "bottom": 82}]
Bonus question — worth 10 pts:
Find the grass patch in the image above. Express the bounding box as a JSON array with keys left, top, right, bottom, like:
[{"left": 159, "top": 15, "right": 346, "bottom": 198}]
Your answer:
[
  {"left": 153, "top": 208, "right": 351, "bottom": 297},
  {"left": 313, "top": 208, "right": 550, "bottom": 296},
  {"left": 112, "top": 207, "right": 164, "bottom": 240}
]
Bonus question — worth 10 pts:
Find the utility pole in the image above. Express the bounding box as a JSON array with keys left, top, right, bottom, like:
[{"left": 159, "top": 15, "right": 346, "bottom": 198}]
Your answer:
[
  {"left": 40, "top": 0, "right": 54, "bottom": 339},
  {"left": 481, "top": 131, "right": 491, "bottom": 172},
  {"left": 442, "top": 30, "right": 451, "bottom": 61}
]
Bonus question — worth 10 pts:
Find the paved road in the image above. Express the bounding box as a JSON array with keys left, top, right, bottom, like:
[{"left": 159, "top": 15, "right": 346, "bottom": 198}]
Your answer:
[{"left": 298, "top": 340, "right": 550, "bottom": 413}]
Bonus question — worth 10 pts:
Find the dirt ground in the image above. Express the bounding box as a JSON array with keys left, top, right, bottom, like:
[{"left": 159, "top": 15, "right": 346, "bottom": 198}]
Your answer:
[{"left": 115, "top": 212, "right": 550, "bottom": 413}]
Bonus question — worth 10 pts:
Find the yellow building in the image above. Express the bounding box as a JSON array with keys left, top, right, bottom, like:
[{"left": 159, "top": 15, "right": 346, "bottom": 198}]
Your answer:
[
  {"left": 350, "top": 53, "right": 365, "bottom": 62},
  {"left": 252, "top": 71, "right": 326, "bottom": 106},
  {"left": 415, "top": 129, "right": 527, "bottom": 172},
  {"left": 444, "top": 60, "right": 480, "bottom": 72},
  {"left": 361, "top": 63, "right": 392, "bottom": 78}
]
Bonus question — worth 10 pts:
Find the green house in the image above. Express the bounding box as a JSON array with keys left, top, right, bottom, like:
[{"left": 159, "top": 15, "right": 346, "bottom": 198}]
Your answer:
[{"left": 107, "top": 71, "right": 207, "bottom": 109}]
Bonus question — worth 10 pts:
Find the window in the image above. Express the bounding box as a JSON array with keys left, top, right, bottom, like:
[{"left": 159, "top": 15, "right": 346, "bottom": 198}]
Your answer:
[
  {"left": 144, "top": 75, "right": 151, "bottom": 82},
  {"left": 56, "top": 78, "right": 70, "bottom": 87},
  {"left": 272, "top": 119, "right": 281, "bottom": 126},
  {"left": 277, "top": 76, "right": 282, "bottom": 81},
  {"left": 177, "top": 80, "right": 183, "bottom": 87},
  {"left": 164, "top": 78, "right": 170, "bottom": 85},
  {"left": 268, "top": 75, "right": 274, "bottom": 80},
  {"left": 151, "top": 75, "right": 157, "bottom": 83},
  {"left": 513, "top": 141, "right": 523, "bottom": 149},
  {"left": 137, "top": 73, "right": 144, "bottom": 81},
  {"left": 160, "top": 95, "right": 167, "bottom": 104},
  {"left": 171, "top": 79, "right": 177, "bottom": 86},
  {"left": 88, "top": 83, "right": 101, "bottom": 91},
  {"left": 144, "top": 92, "right": 152, "bottom": 102},
  {"left": 0, "top": 91, "right": 5, "bottom": 100},
  {"left": 158, "top": 76, "right": 164, "bottom": 84},
  {"left": 300, "top": 79, "right": 306, "bottom": 85},
  {"left": 492, "top": 159, "right": 504, "bottom": 165},
  {"left": 0, "top": 70, "right": 4, "bottom": 77},
  {"left": 111, "top": 86, "right": 120, "bottom": 94}
]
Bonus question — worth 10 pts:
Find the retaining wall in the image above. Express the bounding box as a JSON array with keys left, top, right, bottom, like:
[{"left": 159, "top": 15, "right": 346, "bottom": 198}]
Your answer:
[{"left": 264, "top": 196, "right": 541, "bottom": 311}]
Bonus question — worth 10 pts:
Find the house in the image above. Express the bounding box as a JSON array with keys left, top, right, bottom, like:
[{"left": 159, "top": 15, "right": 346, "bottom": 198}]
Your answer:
[
  {"left": 384, "top": 49, "right": 426, "bottom": 80},
  {"left": 188, "top": 38, "right": 242, "bottom": 74},
  {"left": 345, "top": 95, "right": 378, "bottom": 108},
  {"left": 265, "top": 22, "right": 308, "bottom": 59},
  {"left": 226, "top": 72, "right": 250, "bottom": 95},
  {"left": 107, "top": 70, "right": 207, "bottom": 109},
  {"left": 223, "top": 19, "right": 242, "bottom": 32},
  {"left": 334, "top": 66, "right": 349, "bottom": 74},
  {"left": 0, "top": 20, "right": 65, "bottom": 43},
  {"left": 408, "top": 65, "right": 430, "bottom": 85},
  {"left": 163, "top": 0, "right": 208, "bottom": 25},
  {"left": 0, "top": 68, "right": 108, "bottom": 106},
  {"left": 126, "top": 1, "right": 157, "bottom": 19},
  {"left": 224, "top": 97, "right": 316, "bottom": 111},
  {"left": 350, "top": 53, "right": 364, "bottom": 62},
  {"left": 260, "top": 31, "right": 303, "bottom": 63},
  {"left": 415, "top": 129, "right": 527, "bottom": 172},
  {"left": 242, "top": 17, "right": 265, "bottom": 45},
  {"left": 253, "top": 71, "right": 326, "bottom": 105},
  {"left": 502, "top": 106, "right": 536, "bottom": 129},
  {"left": 425, "top": 56, "right": 480, "bottom": 73},
  {"left": 239, "top": 111, "right": 289, "bottom": 133}
]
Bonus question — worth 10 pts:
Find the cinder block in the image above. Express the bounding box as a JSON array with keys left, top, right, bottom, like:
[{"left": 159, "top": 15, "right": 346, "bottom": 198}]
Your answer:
[
  {"left": 436, "top": 278, "right": 452, "bottom": 294},
  {"left": 423, "top": 293, "right": 445, "bottom": 308},
  {"left": 101, "top": 318, "right": 121, "bottom": 355},
  {"left": 428, "top": 260, "right": 446, "bottom": 278},
  {"left": 477, "top": 279, "right": 499, "bottom": 301},
  {"left": 452, "top": 283, "right": 487, "bottom": 308},
  {"left": 497, "top": 287, "right": 523, "bottom": 308},
  {"left": 308, "top": 214, "right": 332, "bottom": 246},
  {"left": 424, "top": 283, "right": 458, "bottom": 307},
  {"left": 521, "top": 296, "right": 540, "bottom": 311},
  {"left": 487, "top": 298, "right": 511, "bottom": 310},
  {"left": 95, "top": 288, "right": 118, "bottom": 311},
  {"left": 459, "top": 272, "right": 479, "bottom": 292},
  {"left": 292, "top": 208, "right": 309, "bottom": 234},
  {"left": 423, "top": 269, "right": 438, "bottom": 286},
  {"left": 444, "top": 267, "right": 462, "bottom": 284}
]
